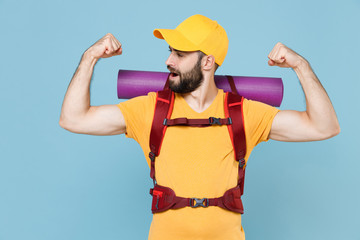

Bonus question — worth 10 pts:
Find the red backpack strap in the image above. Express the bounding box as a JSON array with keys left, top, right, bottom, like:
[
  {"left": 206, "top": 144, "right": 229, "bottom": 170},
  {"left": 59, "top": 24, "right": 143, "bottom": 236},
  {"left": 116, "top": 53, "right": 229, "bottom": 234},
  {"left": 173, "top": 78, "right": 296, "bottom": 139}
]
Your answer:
[
  {"left": 224, "top": 92, "right": 247, "bottom": 194},
  {"left": 225, "top": 92, "right": 246, "bottom": 161},
  {"left": 225, "top": 75, "right": 239, "bottom": 95},
  {"left": 149, "top": 89, "right": 175, "bottom": 181}
]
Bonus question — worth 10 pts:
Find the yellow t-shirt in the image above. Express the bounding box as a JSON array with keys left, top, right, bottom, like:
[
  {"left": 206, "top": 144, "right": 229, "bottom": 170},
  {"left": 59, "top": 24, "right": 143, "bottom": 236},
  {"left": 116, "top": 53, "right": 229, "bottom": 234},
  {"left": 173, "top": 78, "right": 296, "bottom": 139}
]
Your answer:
[{"left": 117, "top": 89, "right": 279, "bottom": 240}]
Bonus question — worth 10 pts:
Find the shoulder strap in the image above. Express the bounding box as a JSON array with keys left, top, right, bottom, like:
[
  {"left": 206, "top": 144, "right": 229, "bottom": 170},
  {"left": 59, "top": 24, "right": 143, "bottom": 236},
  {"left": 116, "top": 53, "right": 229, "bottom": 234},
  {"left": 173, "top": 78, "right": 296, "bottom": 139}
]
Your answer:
[
  {"left": 149, "top": 89, "right": 174, "bottom": 180},
  {"left": 225, "top": 92, "right": 247, "bottom": 194},
  {"left": 224, "top": 92, "right": 246, "bottom": 162}
]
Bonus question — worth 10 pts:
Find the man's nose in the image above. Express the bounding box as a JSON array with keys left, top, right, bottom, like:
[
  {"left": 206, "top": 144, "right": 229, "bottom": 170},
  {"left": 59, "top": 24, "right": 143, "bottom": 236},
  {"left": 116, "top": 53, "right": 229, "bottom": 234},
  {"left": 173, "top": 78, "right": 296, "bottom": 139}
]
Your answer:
[{"left": 165, "top": 53, "right": 175, "bottom": 67}]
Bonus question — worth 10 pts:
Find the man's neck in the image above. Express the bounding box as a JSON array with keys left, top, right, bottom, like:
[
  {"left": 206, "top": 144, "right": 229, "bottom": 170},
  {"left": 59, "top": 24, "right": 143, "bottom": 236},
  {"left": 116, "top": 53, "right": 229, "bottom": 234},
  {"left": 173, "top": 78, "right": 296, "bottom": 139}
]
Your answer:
[{"left": 180, "top": 75, "right": 218, "bottom": 113}]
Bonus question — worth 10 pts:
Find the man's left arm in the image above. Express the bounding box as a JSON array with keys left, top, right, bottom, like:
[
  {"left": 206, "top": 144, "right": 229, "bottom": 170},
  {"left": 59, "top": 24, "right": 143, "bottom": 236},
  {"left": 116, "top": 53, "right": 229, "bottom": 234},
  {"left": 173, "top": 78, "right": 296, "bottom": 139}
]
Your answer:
[{"left": 268, "top": 43, "right": 340, "bottom": 142}]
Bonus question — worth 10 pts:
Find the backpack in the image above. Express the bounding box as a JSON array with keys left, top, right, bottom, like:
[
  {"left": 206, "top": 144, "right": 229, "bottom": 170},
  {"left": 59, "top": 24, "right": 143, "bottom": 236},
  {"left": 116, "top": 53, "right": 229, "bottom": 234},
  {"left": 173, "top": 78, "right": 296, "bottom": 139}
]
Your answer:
[{"left": 148, "top": 76, "right": 247, "bottom": 214}]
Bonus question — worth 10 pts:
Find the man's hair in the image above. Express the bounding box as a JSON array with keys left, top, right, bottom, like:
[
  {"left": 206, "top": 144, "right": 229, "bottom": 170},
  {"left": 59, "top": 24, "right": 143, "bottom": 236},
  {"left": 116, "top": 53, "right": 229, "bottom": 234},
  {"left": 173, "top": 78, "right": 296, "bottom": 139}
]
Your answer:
[{"left": 198, "top": 51, "right": 219, "bottom": 72}]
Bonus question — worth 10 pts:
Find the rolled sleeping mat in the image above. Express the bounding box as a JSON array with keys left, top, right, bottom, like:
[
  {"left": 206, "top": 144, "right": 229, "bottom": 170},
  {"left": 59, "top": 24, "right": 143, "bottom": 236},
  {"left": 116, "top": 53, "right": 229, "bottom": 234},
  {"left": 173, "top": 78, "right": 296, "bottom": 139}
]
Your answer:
[{"left": 117, "top": 70, "right": 283, "bottom": 107}]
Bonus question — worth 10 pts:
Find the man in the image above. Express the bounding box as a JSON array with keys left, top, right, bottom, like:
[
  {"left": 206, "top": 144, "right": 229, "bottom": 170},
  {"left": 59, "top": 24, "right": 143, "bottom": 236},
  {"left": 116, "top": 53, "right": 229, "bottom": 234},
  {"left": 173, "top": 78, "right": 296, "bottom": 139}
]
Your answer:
[{"left": 59, "top": 15, "right": 340, "bottom": 240}]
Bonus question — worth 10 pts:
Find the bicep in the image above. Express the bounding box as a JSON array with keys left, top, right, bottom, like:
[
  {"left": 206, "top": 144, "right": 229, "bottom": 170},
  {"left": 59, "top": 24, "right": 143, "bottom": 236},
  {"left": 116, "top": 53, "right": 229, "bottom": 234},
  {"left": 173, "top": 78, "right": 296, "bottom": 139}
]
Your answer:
[
  {"left": 63, "top": 105, "right": 126, "bottom": 135},
  {"left": 269, "top": 110, "right": 326, "bottom": 142}
]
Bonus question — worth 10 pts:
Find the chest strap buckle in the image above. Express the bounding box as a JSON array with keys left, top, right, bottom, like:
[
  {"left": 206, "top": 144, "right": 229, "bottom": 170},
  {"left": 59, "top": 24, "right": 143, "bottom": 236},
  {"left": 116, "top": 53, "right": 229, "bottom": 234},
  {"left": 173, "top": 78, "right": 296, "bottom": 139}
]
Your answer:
[
  {"left": 209, "top": 117, "right": 221, "bottom": 125},
  {"left": 190, "top": 198, "right": 209, "bottom": 208}
]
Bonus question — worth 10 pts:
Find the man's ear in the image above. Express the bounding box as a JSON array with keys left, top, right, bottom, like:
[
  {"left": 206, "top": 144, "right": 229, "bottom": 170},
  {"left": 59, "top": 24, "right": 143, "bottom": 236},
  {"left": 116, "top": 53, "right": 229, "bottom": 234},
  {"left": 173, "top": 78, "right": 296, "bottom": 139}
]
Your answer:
[{"left": 202, "top": 55, "right": 216, "bottom": 72}]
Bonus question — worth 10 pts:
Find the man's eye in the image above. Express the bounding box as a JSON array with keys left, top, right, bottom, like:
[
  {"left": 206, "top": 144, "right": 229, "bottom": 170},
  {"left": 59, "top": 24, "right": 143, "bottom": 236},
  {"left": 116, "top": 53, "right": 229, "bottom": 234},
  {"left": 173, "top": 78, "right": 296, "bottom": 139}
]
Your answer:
[{"left": 168, "top": 49, "right": 183, "bottom": 57}]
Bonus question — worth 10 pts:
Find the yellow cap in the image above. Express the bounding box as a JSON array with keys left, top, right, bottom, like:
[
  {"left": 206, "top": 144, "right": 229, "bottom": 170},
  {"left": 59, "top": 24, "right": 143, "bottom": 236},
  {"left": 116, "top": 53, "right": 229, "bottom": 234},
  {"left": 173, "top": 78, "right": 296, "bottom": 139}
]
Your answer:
[{"left": 154, "top": 14, "right": 229, "bottom": 66}]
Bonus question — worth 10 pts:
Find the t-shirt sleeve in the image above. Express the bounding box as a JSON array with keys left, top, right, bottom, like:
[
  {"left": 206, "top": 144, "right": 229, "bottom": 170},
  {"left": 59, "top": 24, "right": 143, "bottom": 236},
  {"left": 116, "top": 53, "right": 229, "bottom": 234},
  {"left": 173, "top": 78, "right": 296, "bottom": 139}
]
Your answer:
[
  {"left": 243, "top": 98, "right": 280, "bottom": 148},
  {"left": 116, "top": 92, "right": 156, "bottom": 145}
]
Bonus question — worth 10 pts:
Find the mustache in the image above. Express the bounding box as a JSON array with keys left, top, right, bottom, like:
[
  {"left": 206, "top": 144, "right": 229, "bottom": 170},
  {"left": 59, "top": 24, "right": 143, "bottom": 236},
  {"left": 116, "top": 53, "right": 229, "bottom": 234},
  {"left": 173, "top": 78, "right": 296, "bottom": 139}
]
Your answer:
[{"left": 167, "top": 66, "right": 180, "bottom": 74}]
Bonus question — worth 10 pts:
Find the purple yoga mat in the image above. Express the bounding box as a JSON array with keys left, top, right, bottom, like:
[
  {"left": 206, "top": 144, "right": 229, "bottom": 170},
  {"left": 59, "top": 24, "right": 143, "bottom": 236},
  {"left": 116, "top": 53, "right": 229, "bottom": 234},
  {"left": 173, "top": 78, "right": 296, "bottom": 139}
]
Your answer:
[{"left": 117, "top": 70, "right": 283, "bottom": 107}]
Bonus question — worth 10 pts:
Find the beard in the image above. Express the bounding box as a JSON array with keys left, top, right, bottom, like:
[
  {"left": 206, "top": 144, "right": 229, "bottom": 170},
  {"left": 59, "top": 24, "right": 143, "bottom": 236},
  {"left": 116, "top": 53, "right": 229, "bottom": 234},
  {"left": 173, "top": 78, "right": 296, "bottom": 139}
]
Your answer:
[{"left": 167, "top": 59, "right": 204, "bottom": 94}]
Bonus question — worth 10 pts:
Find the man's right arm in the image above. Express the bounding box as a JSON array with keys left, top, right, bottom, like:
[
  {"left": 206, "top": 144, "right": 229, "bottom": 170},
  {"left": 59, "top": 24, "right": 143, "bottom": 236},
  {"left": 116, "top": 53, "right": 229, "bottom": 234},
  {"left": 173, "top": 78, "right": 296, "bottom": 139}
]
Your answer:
[{"left": 59, "top": 33, "right": 126, "bottom": 136}]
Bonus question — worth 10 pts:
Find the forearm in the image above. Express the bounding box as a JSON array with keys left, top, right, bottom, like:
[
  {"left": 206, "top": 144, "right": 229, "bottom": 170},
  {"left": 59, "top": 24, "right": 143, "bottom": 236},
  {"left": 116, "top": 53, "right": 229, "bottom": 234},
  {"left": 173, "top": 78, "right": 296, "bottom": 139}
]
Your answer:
[
  {"left": 60, "top": 51, "right": 98, "bottom": 125},
  {"left": 294, "top": 61, "right": 340, "bottom": 136}
]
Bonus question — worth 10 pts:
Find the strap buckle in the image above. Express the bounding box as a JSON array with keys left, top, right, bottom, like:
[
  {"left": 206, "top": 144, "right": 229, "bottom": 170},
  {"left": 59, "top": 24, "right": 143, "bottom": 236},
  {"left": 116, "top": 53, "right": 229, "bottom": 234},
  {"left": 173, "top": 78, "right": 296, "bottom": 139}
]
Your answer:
[
  {"left": 209, "top": 117, "right": 221, "bottom": 125},
  {"left": 149, "top": 152, "right": 156, "bottom": 162},
  {"left": 163, "top": 118, "right": 168, "bottom": 126},
  {"left": 190, "top": 198, "right": 209, "bottom": 208},
  {"left": 239, "top": 158, "right": 245, "bottom": 168}
]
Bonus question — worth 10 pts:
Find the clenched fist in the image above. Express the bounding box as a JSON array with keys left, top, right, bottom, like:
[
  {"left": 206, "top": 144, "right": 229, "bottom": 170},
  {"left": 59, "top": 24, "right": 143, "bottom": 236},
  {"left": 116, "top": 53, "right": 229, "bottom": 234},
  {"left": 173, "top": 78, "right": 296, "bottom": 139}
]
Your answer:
[
  {"left": 85, "top": 33, "right": 122, "bottom": 60},
  {"left": 268, "top": 42, "right": 307, "bottom": 70}
]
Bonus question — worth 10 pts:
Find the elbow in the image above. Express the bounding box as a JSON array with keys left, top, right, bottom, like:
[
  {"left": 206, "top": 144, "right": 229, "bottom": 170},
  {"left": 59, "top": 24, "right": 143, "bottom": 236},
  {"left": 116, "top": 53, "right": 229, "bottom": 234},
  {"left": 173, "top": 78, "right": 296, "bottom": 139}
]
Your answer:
[
  {"left": 331, "top": 124, "right": 341, "bottom": 137},
  {"left": 59, "top": 113, "right": 89, "bottom": 134},
  {"left": 59, "top": 109, "right": 91, "bottom": 134},
  {"left": 59, "top": 117, "right": 67, "bottom": 130},
  {"left": 59, "top": 115, "right": 77, "bottom": 132},
  {"left": 327, "top": 114, "right": 341, "bottom": 138},
  {"left": 329, "top": 118, "right": 341, "bottom": 138},
  {"left": 59, "top": 116, "right": 71, "bottom": 131},
  {"left": 320, "top": 123, "right": 341, "bottom": 140}
]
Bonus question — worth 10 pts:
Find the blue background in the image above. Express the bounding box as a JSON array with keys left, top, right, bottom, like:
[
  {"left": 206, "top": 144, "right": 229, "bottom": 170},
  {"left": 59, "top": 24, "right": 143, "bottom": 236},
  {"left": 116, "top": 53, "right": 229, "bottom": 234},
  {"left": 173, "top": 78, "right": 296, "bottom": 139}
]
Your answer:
[{"left": 0, "top": 0, "right": 359, "bottom": 239}]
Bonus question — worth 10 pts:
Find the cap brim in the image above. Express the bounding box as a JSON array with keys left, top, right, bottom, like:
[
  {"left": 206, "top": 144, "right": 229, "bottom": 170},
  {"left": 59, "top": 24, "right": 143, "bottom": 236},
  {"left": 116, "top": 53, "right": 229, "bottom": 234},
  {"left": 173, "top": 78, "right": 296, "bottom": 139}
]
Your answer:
[{"left": 153, "top": 29, "right": 199, "bottom": 52}]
